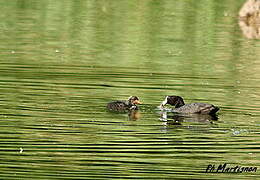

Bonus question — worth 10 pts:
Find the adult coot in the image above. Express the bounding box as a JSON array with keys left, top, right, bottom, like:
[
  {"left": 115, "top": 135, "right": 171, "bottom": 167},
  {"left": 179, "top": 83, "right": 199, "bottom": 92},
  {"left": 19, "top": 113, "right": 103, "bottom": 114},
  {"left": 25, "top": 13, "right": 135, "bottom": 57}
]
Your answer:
[{"left": 160, "top": 96, "right": 219, "bottom": 115}]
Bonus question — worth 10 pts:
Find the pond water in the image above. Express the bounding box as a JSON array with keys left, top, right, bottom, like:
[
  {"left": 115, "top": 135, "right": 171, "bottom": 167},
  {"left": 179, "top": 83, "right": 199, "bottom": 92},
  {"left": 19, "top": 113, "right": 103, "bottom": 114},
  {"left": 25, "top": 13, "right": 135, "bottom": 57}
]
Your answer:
[{"left": 0, "top": 0, "right": 259, "bottom": 179}]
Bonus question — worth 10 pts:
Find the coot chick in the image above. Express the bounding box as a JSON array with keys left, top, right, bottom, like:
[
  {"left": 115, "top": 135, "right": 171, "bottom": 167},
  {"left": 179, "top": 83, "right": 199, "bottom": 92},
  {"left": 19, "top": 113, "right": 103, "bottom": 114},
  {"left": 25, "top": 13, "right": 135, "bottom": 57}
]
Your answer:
[
  {"left": 107, "top": 96, "right": 141, "bottom": 112},
  {"left": 160, "top": 96, "right": 219, "bottom": 115}
]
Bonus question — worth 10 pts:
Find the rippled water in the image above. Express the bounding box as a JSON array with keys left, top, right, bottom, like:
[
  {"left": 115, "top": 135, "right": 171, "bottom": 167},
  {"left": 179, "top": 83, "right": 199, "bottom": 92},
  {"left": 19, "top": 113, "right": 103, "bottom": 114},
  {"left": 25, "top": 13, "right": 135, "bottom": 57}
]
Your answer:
[{"left": 0, "top": 0, "right": 259, "bottom": 179}]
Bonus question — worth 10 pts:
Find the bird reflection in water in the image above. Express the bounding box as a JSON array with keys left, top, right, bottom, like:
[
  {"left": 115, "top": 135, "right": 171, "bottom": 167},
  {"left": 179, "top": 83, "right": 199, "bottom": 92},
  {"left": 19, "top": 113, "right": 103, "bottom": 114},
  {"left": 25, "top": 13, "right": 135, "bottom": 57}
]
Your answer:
[
  {"left": 128, "top": 110, "right": 141, "bottom": 120},
  {"left": 107, "top": 109, "right": 141, "bottom": 121},
  {"left": 159, "top": 111, "right": 218, "bottom": 126}
]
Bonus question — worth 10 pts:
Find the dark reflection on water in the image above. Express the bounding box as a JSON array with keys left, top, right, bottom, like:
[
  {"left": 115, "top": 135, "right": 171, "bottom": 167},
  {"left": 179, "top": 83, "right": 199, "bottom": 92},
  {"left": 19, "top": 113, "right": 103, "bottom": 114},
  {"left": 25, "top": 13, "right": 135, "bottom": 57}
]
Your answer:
[
  {"left": 159, "top": 111, "right": 218, "bottom": 123},
  {"left": 0, "top": 0, "right": 260, "bottom": 179}
]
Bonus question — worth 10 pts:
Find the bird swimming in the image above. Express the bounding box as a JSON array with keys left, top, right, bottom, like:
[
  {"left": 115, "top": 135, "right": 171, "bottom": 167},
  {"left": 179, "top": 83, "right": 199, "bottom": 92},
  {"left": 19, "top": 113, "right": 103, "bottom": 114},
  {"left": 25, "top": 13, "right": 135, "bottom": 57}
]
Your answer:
[
  {"left": 159, "top": 95, "right": 219, "bottom": 115},
  {"left": 107, "top": 96, "right": 141, "bottom": 112}
]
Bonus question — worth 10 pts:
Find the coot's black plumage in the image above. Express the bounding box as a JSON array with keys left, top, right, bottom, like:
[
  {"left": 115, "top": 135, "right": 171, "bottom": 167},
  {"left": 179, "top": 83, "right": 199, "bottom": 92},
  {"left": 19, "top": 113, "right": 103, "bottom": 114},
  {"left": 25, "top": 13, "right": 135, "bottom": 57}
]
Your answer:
[
  {"left": 160, "top": 96, "right": 219, "bottom": 115},
  {"left": 107, "top": 96, "right": 141, "bottom": 112}
]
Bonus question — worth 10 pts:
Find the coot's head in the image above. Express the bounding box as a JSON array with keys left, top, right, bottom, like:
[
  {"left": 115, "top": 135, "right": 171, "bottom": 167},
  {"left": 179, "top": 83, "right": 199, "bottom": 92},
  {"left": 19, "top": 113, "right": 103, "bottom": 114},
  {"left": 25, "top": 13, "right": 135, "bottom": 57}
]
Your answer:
[
  {"left": 160, "top": 96, "right": 185, "bottom": 108},
  {"left": 128, "top": 96, "right": 141, "bottom": 105}
]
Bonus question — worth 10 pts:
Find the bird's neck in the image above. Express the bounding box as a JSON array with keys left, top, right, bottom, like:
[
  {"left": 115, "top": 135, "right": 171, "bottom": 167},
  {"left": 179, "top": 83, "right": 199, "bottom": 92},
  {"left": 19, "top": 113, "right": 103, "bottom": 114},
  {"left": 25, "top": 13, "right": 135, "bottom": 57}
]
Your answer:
[{"left": 126, "top": 100, "right": 133, "bottom": 107}]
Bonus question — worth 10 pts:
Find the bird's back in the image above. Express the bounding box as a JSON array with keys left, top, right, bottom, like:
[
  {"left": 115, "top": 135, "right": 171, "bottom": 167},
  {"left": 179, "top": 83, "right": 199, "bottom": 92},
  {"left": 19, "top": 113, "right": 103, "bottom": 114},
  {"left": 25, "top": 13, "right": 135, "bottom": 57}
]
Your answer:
[
  {"left": 107, "top": 100, "right": 129, "bottom": 111},
  {"left": 173, "top": 103, "right": 219, "bottom": 114}
]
